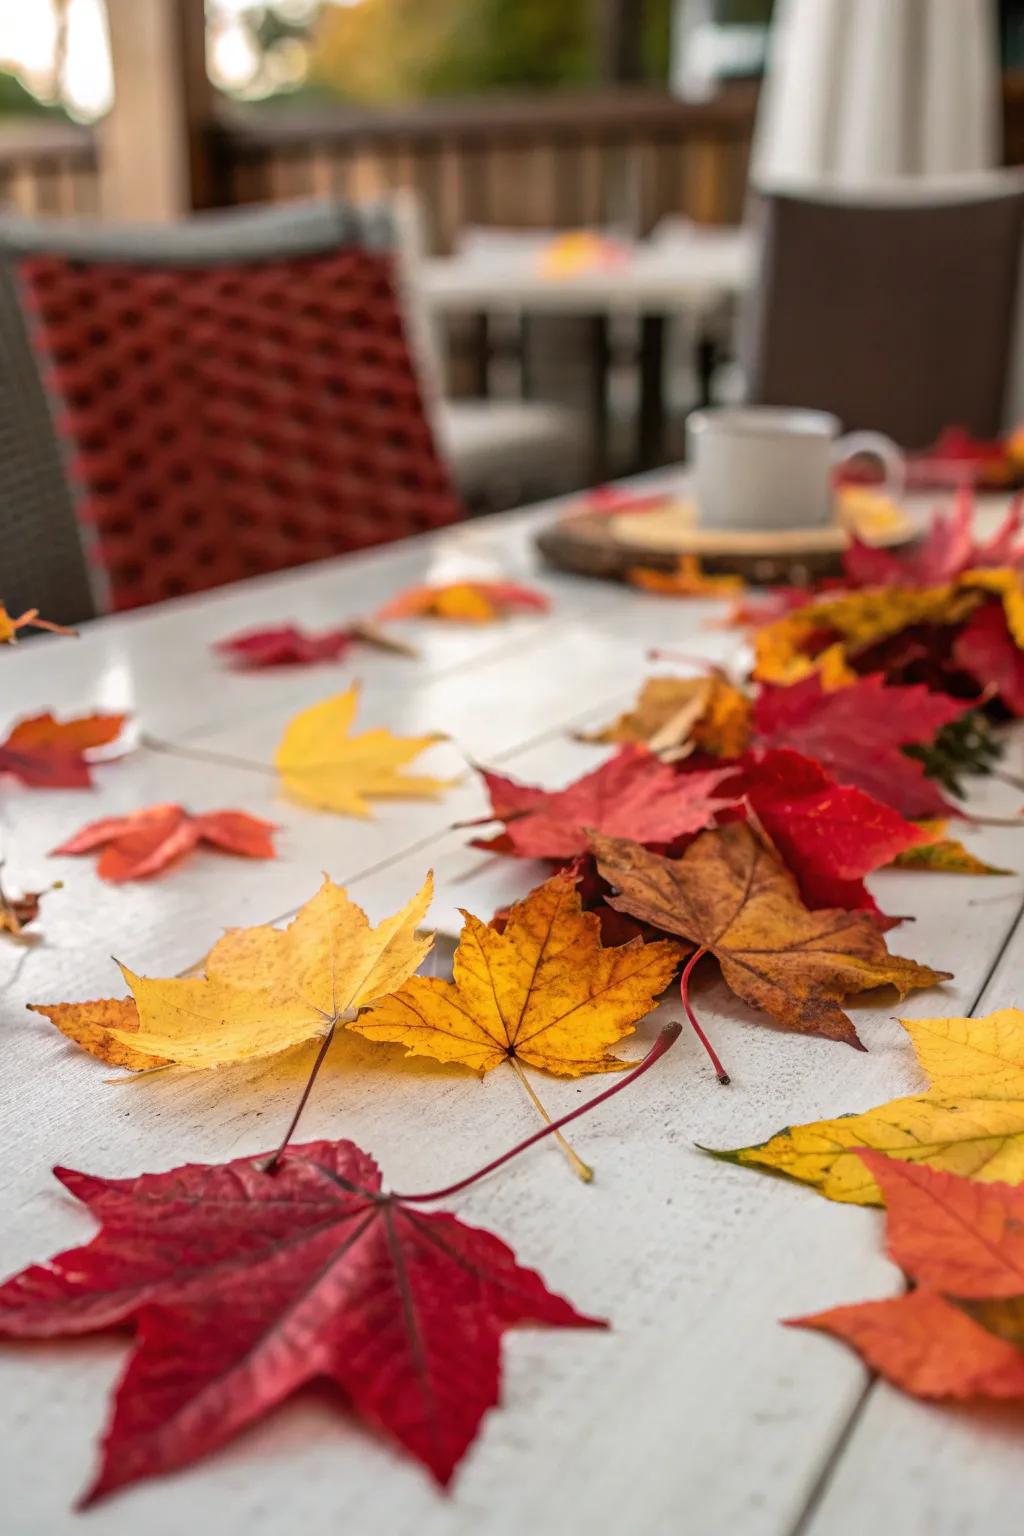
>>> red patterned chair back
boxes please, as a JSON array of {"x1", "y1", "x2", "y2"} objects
[{"x1": 5, "y1": 202, "x2": 461, "y2": 611}]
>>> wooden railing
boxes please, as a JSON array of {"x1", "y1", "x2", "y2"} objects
[
  {"x1": 0, "y1": 119, "x2": 99, "y2": 216},
  {"x1": 213, "y1": 86, "x2": 759, "y2": 251}
]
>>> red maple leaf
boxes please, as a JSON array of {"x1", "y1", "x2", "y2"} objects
[
  {"x1": 843, "y1": 494, "x2": 1024, "y2": 588},
  {"x1": 0, "y1": 1140, "x2": 600, "y2": 1504},
  {"x1": 215, "y1": 624, "x2": 358, "y2": 668},
  {"x1": 52, "y1": 803, "x2": 278, "y2": 881},
  {"x1": 470, "y1": 744, "x2": 737, "y2": 859},
  {"x1": 953, "y1": 600, "x2": 1024, "y2": 715},
  {"x1": 722, "y1": 748, "x2": 926, "y2": 918},
  {"x1": 0, "y1": 712, "x2": 128, "y2": 789},
  {"x1": 752, "y1": 673, "x2": 966, "y2": 819}
]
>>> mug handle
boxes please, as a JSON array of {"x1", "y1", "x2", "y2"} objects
[{"x1": 832, "y1": 431, "x2": 905, "y2": 500}]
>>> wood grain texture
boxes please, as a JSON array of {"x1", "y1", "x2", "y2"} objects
[{"x1": 1, "y1": 492, "x2": 1021, "y2": 1535}]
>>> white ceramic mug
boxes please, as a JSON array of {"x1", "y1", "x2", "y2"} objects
[{"x1": 686, "y1": 407, "x2": 904, "y2": 532}]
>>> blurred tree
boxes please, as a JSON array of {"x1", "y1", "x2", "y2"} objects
[{"x1": 306, "y1": 0, "x2": 675, "y2": 101}]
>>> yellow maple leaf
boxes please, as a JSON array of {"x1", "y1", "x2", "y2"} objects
[
  {"x1": 578, "y1": 674, "x2": 751, "y2": 759},
  {"x1": 44, "y1": 875, "x2": 435, "y2": 1072},
  {"x1": 627, "y1": 555, "x2": 745, "y2": 598},
  {"x1": 753, "y1": 585, "x2": 980, "y2": 683},
  {"x1": 350, "y1": 870, "x2": 682, "y2": 1078},
  {"x1": 275, "y1": 686, "x2": 452, "y2": 816},
  {"x1": 891, "y1": 820, "x2": 1010, "y2": 876},
  {"x1": 713, "y1": 1009, "x2": 1024, "y2": 1204}
]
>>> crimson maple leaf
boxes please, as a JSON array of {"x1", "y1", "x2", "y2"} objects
[
  {"x1": 722, "y1": 748, "x2": 926, "y2": 918},
  {"x1": 215, "y1": 624, "x2": 357, "y2": 668},
  {"x1": 52, "y1": 803, "x2": 278, "y2": 881},
  {"x1": 752, "y1": 674, "x2": 966, "y2": 819},
  {"x1": 953, "y1": 600, "x2": 1024, "y2": 715},
  {"x1": 470, "y1": 744, "x2": 737, "y2": 859},
  {"x1": 0, "y1": 1140, "x2": 600, "y2": 1504},
  {"x1": 843, "y1": 495, "x2": 1024, "y2": 588},
  {"x1": 0, "y1": 712, "x2": 127, "y2": 789}
]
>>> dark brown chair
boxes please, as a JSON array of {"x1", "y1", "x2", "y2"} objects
[{"x1": 744, "y1": 175, "x2": 1024, "y2": 449}]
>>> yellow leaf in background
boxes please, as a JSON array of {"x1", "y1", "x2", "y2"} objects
[
  {"x1": 98, "y1": 875, "x2": 434, "y2": 1071},
  {"x1": 351, "y1": 870, "x2": 682, "y2": 1077},
  {"x1": 713, "y1": 1010, "x2": 1024, "y2": 1204},
  {"x1": 627, "y1": 554, "x2": 745, "y2": 598},
  {"x1": 891, "y1": 820, "x2": 1011, "y2": 876},
  {"x1": 578, "y1": 674, "x2": 751, "y2": 759},
  {"x1": 274, "y1": 686, "x2": 452, "y2": 816},
  {"x1": 752, "y1": 585, "x2": 981, "y2": 683},
  {"x1": 0, "y1": 605, "x2": 15, "y2": 644},
  {"x1": 29, "y1": 997, "x2": 165, "y2": 1071}
]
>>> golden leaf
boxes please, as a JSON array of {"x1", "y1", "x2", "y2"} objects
[
  {"x1": 34, "y1": 875, "x2": 434, "y2": 1072},
  {"x1": 578, "y1": 675, "x2": 751, "y2": 759},
  {"x1": 275, "y1": 686, "x2": 452, "y2": 816},
  {"x1": 892, "y1": 820, "x2": 1010, "y2": 875},
  {"x1": 29, "y1": 998, "x2": 165, "y2": 1071},
  {"x1": 626, "y1": 555, "x2": 745, "y2": 598},
  {"x1": 714, "y1": 1009, "x2": 1024, "y2": 1203},
  {"x1": 350, "y1": 870, "x2": 682, "y2": 1077}
]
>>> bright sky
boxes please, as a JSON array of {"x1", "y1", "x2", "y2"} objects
[{"x1": 0, "y1": 0, "x2": 359, "y2": 120}]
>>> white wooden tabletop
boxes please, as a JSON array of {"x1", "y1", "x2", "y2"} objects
[
  {"x1": 421, "y1": 228, "x2": 755, "y2": 317},
  {"x1": 2, "y1": 489, "x2": 1022, "y2": 1536}
]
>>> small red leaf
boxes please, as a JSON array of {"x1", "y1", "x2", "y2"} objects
[
  {"x1": 52, "y1": 804, "x2": 277, "y2": 881},
  {"x1": 215, "y1": 625, "x2": 356, "y2": 669},
  {"x1": 0, "y1": 712, "x2": 128, "y2": 789}
]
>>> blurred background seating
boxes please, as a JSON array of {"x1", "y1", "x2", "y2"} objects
[{"x1": 2, "y1": 0, "x2": 1024, "y2": 609}]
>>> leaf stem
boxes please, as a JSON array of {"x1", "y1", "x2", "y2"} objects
[
  {"x1": 680, "y1": 947, "x2": 730, "y2": 1084},
  {"x1": 141, "y1": 732, "x2": 278, "y2": 776},
  {"x1": 991, "y1": 767, "x2": 1024, "y2": 793},
  {"x1": 393, "y1": 1022, "x2": 681, "y2": 1203},
  {"x1": 265, "y1": 1021, "x2": 337, "y2": 1173},
  {"x1": 508, "y1": 1056, "x2": 594, "y2": 1183}
]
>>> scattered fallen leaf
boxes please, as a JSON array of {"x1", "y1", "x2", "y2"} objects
[
  {"x1": 753, "y1": 673, "x2": 967, "y2": 819},
  {"x1": 753, "y1": 585, "x2": 980, "y2": 684},
  {"x1": 0, "y1": 1138, "x2": 600, "y2": 1503},
  {"x1": 215, "y1": 620, "x2": 414, "y2": 669},
  {"x1": 578, "y1": 675, "x2": 751, "y2": 759},
  {"x1": 715, "y1": 1008, "x2": 1024, "y2": 1202},
  {"x1": 375, "y1": 580, "x2": 549, "y2": 624},
  {"x1": 0, "y1": 604, "x2": 75, "y2": 644},
  {"x1": 0, "y1": 872, "x2": 59, "y2": 937},
  {"x1": 592, "y1": 822, "x2": 949, "y2": 1048},
  {"x1": 0, "y1": 712, "x2": 128, "y2": 789},
  {"x1": 470, "y1": 745, "x2": 737, "y2": 860},
  {"x1": 891, "y1": 819, "x2": 1010, "y2": 876},
  {"x1": 34, "y1": 874, "x2": 433, "y2": 1071},
  {"x1": 789, "y1": 1151, "x2": 1024, "y2": 1402},
  {"x1": 52, "y1": 804, "x2": 278, "y2": 882},
  {"x1": 275, "y1": 686, "x2": 452, "y2": 816},
  {"x1": 725, "y1": 748, "x2": 927, "y2": 915},
  {"x1": 352, "y1": 870, "x2": 681, "y2": 1076},
  {"x1": 626, "y1": 556, "x2": 745, "y2": 598}
]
